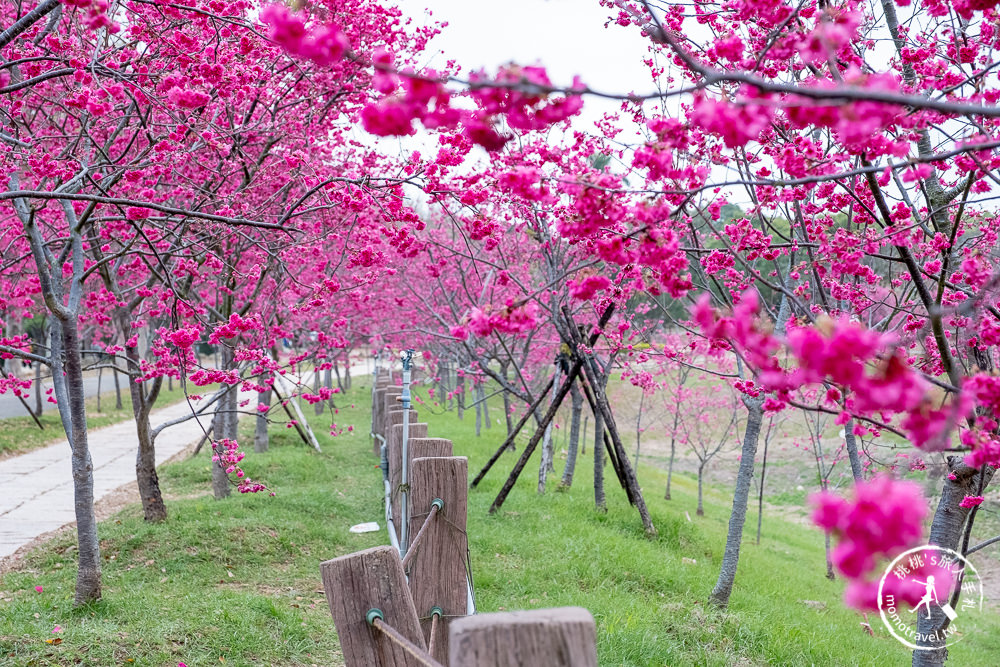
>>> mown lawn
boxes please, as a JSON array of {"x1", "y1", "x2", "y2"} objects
[{"x1": 1, "y1": 379, "x2": 998, "y2": 666}]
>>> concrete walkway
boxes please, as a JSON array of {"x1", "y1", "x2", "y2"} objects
[
  {"x1": 0, "y1": 398, "x2": 213, "y2": 560},
  {"x1": 0, "y1": 361, "x2": 376, "y2": 561}
]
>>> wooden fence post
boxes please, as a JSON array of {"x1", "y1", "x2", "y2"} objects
[
  {"x1": 382, "y1": 388, "x2": 402, "y2": 431},
  {"x1": 408, "y1": 438, "x2": 453, "y2": 461},
  {"x1": 389, "y1": 421, "x2": 429, "y2": 539},
  {"x1": 372, "y1": 387, "x2": 388, "y2": 454},
  {"x1": 448, "y1": 607, "x2": 597, "y2": 667},
  {"x1": 320, "y1": 545, "x2": 427, "y2": 667},
  {"x1": 388, "y1": 408, "x2": 419, "y2": 429},
  {"x1": 405, "y1": 456, "x2": 468, "y2": 664}
]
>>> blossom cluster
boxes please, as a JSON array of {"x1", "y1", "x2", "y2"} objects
[
  {"x1": 361, "y1": 62, "x2": 583, "y2": 151},
  {"x1": 261, "y1": 5, "x2": 350, "y2": 66},
  {"x1": 212, "y1": 438, "x2": 271, "y2": 494},
  {"x1": 811, "y1": 477, "x2": 945, "y2": 609}
]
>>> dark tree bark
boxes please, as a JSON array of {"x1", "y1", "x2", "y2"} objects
[
  {"x1": 911, "y1": 459, "x2": 995, "y2": 667},
  {"x1": 212, "y1": 345, "x2": 236, "y2": 499},
  {"x1": 634, "y1": 392, "x2": 644, "y2": 470},
  {"x1": 17, "y1": 190, "x2": 102, "y2": 605},
  {"x1": 559, "y1": 379, "x2": 583, "y2": 489},
  {"x1": 333, "y1": 362, "x2": 343, "y2": 392},
  {"x1": 709, "y1": 394, "x2": 765, "y2": 608},
  {"x1": 314, "y1": 364, "x2": 324, "y2": 416},
  {"x1": 696, "y1": 461, "x2": 705, "y2": 516},
  {"x1": 538, "y1": 368, "x2": 559, "y2": 493},
  {"x1": 113, "y1": 355, "x2": 123, "y2": 410},
  {"x1": 593, "y1": 405, "x2": 606, "y2": 512},
  {"x1": 108, "y1": 297, "x2": 167, "y2": 523},
  {"x1": 756, "y1": 427, "x2": 768, "y2": 545},
  {"x1": 844, "y1": 418, "x2": 863, "y2": 481},
  {"x1": 824, "y1": 533, "x2": 835, "y2": 580},
  {"x1": 131, "y1": 370, "x2": 167, "y2": 522},
  {"x1": 480, "y1": 382, "x2": 490, "y2": 429},
  {"x1": 502, "y1": 362, "x2": 514, "y2": 439},
  {"x1": 56, "y1": 318, "x2": 102, "y2": 604},
  {"x1": 475, "y1": 382, "x2": 483, "y2": 437},
  {"x1": 34, "y1": 349, "x2": 44, "y2": 417},
  {"x1": 570, "y1": 326, "x2": 656, "y2": 536},
  {"x1": 470, "y1": 375, "x2": 555, "y2": 489},
  {"x1": 255, "y1": 386, "x2": 272, "y2": 453}
]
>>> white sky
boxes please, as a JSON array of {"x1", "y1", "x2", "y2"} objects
[
  {"x1": 394, "y1": 0, "x2": 654, "y2": 119},
  {"x1": 364, "y1": 0, "x2": 658, "y2": 161}
]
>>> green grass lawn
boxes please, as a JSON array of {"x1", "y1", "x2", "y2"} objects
[
  {"x1": 0, "y1": 382, "x2": 189, "y2": 458},
  {"x1": 1, "y1": 380, "x2": 998, "y2": 666}
]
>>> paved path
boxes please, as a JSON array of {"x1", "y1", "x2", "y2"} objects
[
  {"x1": 0, "y1": 398, "x2": 213, "y2": 560},
  {"x1": 0, "y1": 361, "x2": 376, "y2": 561},
  {"x1": 0, "y1": 374, "x2": 104, "y2": 420}
]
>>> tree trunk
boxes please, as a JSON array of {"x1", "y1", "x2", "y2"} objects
[
  {"x1": 634, "y1": 392, "x2": 644, "y2": 470},
  {"x1": 593, "y1": 407, "x2": 606, "y2": 512},
  {"x1": 34, "y1": 352, "x2": 44, "y2": 417},
  {"x1": 911, "y1": 459, "x2": 995, "y2": 667},
  {"x1": 844, "y1": 418, "x2": 863, "y2": 481},
  {"x1": 665, "y1": 392, "x2": 683, "y2": 501},
  {"x1": 96, "y1": 365, "x2": 102, "y2": 413},
  {"x1": 756, "y1": 429, "x2": 769, "y2": 545},
  {"x1": 560, "y1": 379, "x2": 583, "y2": 488},
  {"x1": 58, "y1": 319, "x2": 102, "y2": 604},
  {"x1": 502, "y1": 364, "x2": 514, "y2": 439},
  {"x1": 480, "y1": 382, "x2": 490, "y2": 429},
  {"x1": 824, "y1": 533, "x2": 835, "y2": 580},
  {"x1": 456, "y1": 371, "x2": 465, "y2": 420},
  {"x1": 113, "y1": 357, "x2": 122, "y2": 410},
  {"x1": 324, "y1": 367, "x2": 334, "y2": 408},
  {"x1": 255, "y1": 387, "x2": 271, "y2": 453},
  {"x1": 333, "y1": 362, "x2": 343, "y2": 392},
  {"x1": 665, "y1": 437, "x2": 676, "y2": 500},
  {"x1": 131, "y1": 371, "x2": 167, "y2": 522},
  {"x1": 475, "y1": 383, "x2": 483, "y2": 437},
  {"x1": 344, "y1": 361, "x2": 351, "y2": 390},
  {"x1": 538, "y1": 370, "x2": 559, "y2": 494},
  {"x1": 709, "y1": 395, "x2": 764, "y2": 608},
  {"x1": 212, "y1": 346, "x2": 236, "y2": 499},
  {"x1": 697, "y1": 463, "x2": 705, "y2": 516},
  {"x1": 314, "y1": 364, "x2": 324, "y2": 416}
]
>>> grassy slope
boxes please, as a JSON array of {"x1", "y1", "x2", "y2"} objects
[
  {"x1": 1, "y1": 380, "x2": 997, "y2": 666},
  {"x1": 441, "y1": 392, "x2": 1000, "y2": 667}
]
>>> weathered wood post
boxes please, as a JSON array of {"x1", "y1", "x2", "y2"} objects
[
  {"x1": 381, "y1": 387, "x2": 402, "y2": 434},
  {"x1": 404, "y1": 455, "x2": 468, "y2": 663},
  {"x1": 372, "y1": 386, "x2": 389, "y2": 455},
  {"x1": 448, "y1": 607, "x2": 597, "y2": 667},
  {"x1": 408, "y1": 438, "x2": 453, "y2": 461},
  {"x1": 320, "y1": 545, "x2": 430, "y2": 667},
  {"x1": 389, "y1": 421, "x2": 428, "y2": 540}
]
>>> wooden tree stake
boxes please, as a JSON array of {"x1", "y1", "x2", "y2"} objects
[
  {"x1": 407, "y1": 456, "x2": 469, "y2": 664},
  {"x1": 448, "y1": 607, "x2": 597, "y2": 667},
  {"x1": 389, "y1": 421, "x2": 429, "y2": 539},
  {"x1": 320, "y1": 545, "x2": 427, "y2": 667}
]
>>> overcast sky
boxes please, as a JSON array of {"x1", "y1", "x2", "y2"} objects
[
  {"x1": 362, "y1": 0, "x2": 659, "y2": 160},
  {"x1": 394, "y1": 0, "x2": 653, "y2": 103}
]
